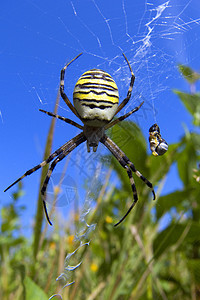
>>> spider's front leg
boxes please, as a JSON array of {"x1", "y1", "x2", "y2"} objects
[
  {"x1": 114, "y1": 53, "x2": 135, "y2": 115},
  {"x1": 60, "y1": 53, "x2": 83, "y2": 117}
]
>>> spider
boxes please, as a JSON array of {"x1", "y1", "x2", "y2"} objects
[{"x1": 4, "y1": 53, "x2": 155, "y2": 227}]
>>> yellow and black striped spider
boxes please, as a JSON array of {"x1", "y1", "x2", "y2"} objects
[{"x1": 4, "y1": 53, "x2": 155, "y2": 226}]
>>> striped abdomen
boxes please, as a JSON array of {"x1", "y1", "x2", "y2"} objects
[{"x1": 73, "y1": 69, "x2": 119, "y2": 127}]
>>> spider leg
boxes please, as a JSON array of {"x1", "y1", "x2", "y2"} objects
[
  {"x1": 60, "y1": 53, "x2": 83, "y2": 118},
  {"x1": 40, "y1": 133, "x2": 86, "y2": 225},
  {"x1": 114, "y1": 53, "x2": 135, "y2": 116},
  {"x1": 4, "y1": 132, "x2": 85, "y2": 192},
  {"x1": 39, "y1": 109, "x2": 83, "y2": 129},
  {"x1": 105, "y1": 101, "x2": 144, "y2": 130},
  {"x1": 115, "y1": 164, "x2": 139, "y2": 226},
  {"x1": 101, "y1": 134, "x2": 155, "y2": 226},
  {"x1": 123, "y1": 156, "x2": 156, "y2": 200}
]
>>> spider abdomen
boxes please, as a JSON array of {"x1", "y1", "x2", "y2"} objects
[{"x1": 73, "y1": 69, "x2": 119, "y2": 127}]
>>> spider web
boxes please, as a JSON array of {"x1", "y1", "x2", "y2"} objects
[{"x1": 1, "y1": 0, "x2": 200, "y2": 297}]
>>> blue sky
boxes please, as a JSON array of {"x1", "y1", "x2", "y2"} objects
[{"x1": 1, "y1": 0, "x2": 200, "y2": 229}]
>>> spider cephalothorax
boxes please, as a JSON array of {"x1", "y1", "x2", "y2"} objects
[{"x1": 4, "y1": 53, "x2": 155, "y2": 226}]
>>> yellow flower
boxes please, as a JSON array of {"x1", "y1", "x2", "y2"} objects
[
  {"x1": 74, "y1": 213, "x2": 80, "y2": 222},
  {"x1": 49, "y1": 242, "x2": 56, "y2": 250},
  {"x1": 105, "y1": 215, "x2": 113, "y2": 224},
  {"x1": 54, "y1": 185, "x2": 61, "y2": 195},
  {"x1": 90, "y1": 263, "x2": 98, "y2": 272},
  {"x1": 67, "y1": 235, "x2": 74, "y2": 245}
]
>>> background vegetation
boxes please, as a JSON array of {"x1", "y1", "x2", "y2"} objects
[{"x1": 1, "y1": 65, "x2": 200, "y2": 300}]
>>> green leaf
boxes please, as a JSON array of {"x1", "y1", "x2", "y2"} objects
[
  {"x1": 177, "y1": 132, "x2": 199, "y2": 186},
  {"x1": 187, "y1": 259, "x2": 200, "y2": 284},
  {"x1": 91, "y1": 242, "x2": 106, "y2": 259},
  {"x1": 107, "y1": 121, "x2": 148, "y2": 192},
  {"x1": 149, "y1": 143, "x2": 178, "y2": 184},
  {"x1": 156, "y1": 189, "x2": 192, "y2": 220},
  {"x1": 153, "y1": 223, "x2": 200, "y2": 259},
  {"x1": 24, "y1": 277, "x2": 48, "y2": 300},
  {"x1": 173, "y1": 91, "x2": 200, "y2": 126},
  {"x1": 193, "y1": 104, "x2": 200, "y2": 126},
  {"x1": 178, "y1": 64, "x2": 200, "y2": 84},
  {"x1": 108, "y1": 121, "x2": 147, "y2": 161},
  {"x1": 153, "y1": 223, "x2": 185, "y2": 259}
]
